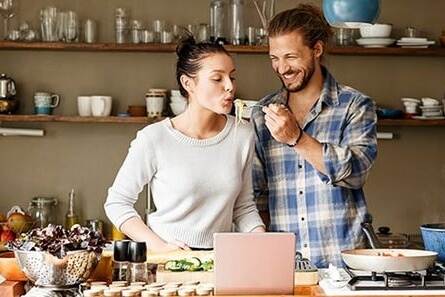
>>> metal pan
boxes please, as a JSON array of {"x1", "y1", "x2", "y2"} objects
[
  {"x1": 340, "y1": 219, "x2": 438, "y2": 272},
  {"x1": 341, "y1": 248, "x2": 437, "y2": 272}
]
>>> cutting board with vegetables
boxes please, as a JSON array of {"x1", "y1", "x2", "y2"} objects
[{"x1": 156, "y1": 257, "x2": 214, "y2": 283}]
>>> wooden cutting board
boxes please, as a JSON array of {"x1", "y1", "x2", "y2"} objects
[
  {"x1": 155, "y1": 264, "x2": 214, "y2": 283},
  {"x1": 0, "y1": 281, "x2": 26, "y2": 297},
  {"x1": 0, "y1": 252, "x2": 27, "y2": 281}
]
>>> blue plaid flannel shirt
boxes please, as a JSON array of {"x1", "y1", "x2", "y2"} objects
[{"x1": 251, "y1": 67, "x2": 377, "y2": 268}]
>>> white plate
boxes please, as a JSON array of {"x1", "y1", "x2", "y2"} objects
[
  {"x1": 412, "y1": 115, "x2": 445, "y2": 120},
  {"x1": 356, "y1": 38, "x2": 396, "y2": 48}
]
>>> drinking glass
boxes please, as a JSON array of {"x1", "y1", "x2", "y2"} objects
[
  {"x1": 0, "y1": 0, "x2": 16, "y2": 40},
  {"x1": 64, "y1": 11, "x2": 78, "y2": 42}
]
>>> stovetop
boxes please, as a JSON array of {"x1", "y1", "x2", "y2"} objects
[
  {"x1": 345, "y1": 263, "x2": 445, "y2": 291},
  {"x1": 318, "y1": 263, "x2": 445, "y2": 296}
]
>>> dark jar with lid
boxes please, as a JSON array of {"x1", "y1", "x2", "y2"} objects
[
  {"x1": 127, "y1": 241, "x2": 152, "y2": 283},
  {"x1": 112, "y1": 240, "x2": 131, "y2": 282}
]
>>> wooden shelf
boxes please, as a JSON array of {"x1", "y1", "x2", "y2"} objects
[
  {"x1": 327, "y1": 46, "x2": 445, "y2": 56},
  {"x1": 0, "y1": 114, "x2": 163, "y2": 124},
  {"x1": 378, "y1": 118, "x2": 445, "y2": 126},
  {"x1": 1, "y1": 115, "x2": 445, "y2": 126},
  {"x1": 1, "y1": 41, "x2": 444, "y2": 56},
  {"x1": 0, "y1": 41, "x2": 269, "y2": 54}
]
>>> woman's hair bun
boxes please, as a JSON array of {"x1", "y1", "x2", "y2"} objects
[{"x1": 176, "y1": 31, "x2": 196, "y2": 56}]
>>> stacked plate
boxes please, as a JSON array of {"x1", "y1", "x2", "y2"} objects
[
  {"x1": 412, "y1": 98, "x2": 444, "y2": 120},
  {"x1": 356, "y1": 38, "x2": 396, "y2": 48},
  {"x1": 396, "y1": 37, "x2": 436, "y2": 48}
]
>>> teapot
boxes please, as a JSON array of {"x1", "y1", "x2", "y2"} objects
[
  {"x1": 0, "y1": 73, "x2": 16, "y2": 99},
  {"x1": 0, "y1": 74, "x2": 18, "y2": 114}
]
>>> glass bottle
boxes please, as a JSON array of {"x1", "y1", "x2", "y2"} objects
[
  {"x1": 210, "y1": 0, "x2": 226, "y2": 44},
  {"x1": 65, "y1": 189, "x2": 79, "y2": 229},
  {"x1": 229, "y1": 0, "x2": 245, "y2": 45}
]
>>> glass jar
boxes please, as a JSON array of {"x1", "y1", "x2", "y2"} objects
[
  {"x1": 210, "y1": 0, "x2": 226, "y2": 43},
  {"x1": 28, "y1": 197, "x2": 58, "y2": 228}
]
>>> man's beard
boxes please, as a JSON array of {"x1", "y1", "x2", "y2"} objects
[{"x1": 280, "y1": 60, "x2": 315, "y2": 93}]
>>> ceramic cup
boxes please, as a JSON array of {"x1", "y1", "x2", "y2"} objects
[
  {"x1": 145, "y1": 96, "x2": 165, "y2": 117},
  {"x1": 34, "y1": 92, "x2": 60, "y2": 115},
  {"x1": 77, "y1": 96, "x2": 92, "y2": 116},
  {"x1": 91, "y1": 96, "x2": 112, "y2": 117}
]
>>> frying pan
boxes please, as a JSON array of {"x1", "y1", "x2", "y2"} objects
[{"x1": 341, "y1": 221, "x2": 437, "y2": 272}]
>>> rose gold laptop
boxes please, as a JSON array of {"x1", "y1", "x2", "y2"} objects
[{"x1": 214, "y1": 232, "x2": 295, "y2": 295}]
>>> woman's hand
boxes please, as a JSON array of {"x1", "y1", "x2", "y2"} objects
[{"x1": 148, "y1": 239, "x2": 191, "y2": 254}]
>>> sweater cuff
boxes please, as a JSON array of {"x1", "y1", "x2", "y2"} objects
[{"x1": 236, "y1": 212, "x2": 265, "y2": 232}]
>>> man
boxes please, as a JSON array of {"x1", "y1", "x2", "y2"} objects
[{"x1": 251, "y1": 4, "x2": 377, "y2": 268}]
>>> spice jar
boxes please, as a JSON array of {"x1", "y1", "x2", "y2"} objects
[
  {"x1": 127, "y1": 241, "x2": 151, "y2": 283},
  {"x1": 112, "y1": 240, "x2": 131, "y2": 282}
]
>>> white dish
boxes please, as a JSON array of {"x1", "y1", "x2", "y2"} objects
[
  {"x1": 412, "y1": 115, "x2": 445, "y2": 120},
  {"x1": 401, "y1": 98, "x2": 421, "y2": 104},
  {"x1": 360, "y1": 24, "x2": 392, "y2": 38},
  {"x1": 356, "y1": 38, "x2": 395, "y2": 48},
  {"x1": 419, "y1": 105, "x2": 443, "y2": 110},
  {"x1": 396, "y1": 41, "x2": 435, "y2": 46}
]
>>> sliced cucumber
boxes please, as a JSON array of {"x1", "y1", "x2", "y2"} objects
[{"x1": 188, "y1": 257, "x2": 202, "y2": 267}]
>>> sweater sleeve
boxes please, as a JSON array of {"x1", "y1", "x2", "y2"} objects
[
  {"x1": 233, "y1": 132, "x2": 266, "y2": 232},
  {"x1": 104, "y1": 130, "x2": 156, "y2": 230}
]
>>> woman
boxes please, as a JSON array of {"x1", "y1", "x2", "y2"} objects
[{"x1": 104, "y1": 35, "x2": 265, "y2": 253}]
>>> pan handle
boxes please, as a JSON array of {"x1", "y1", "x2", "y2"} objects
[{"x1": 361, "y1": 213, "x2": 383, "y2": 249}]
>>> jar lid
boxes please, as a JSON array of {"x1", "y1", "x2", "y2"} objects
[
  {"x1": 129, "y1": 241, "x2": 147, "y2": 263},
  {"x1": 113, "y1": 240, "x2": 131, "y2": 262},
  {"x1": 30, "y1": 197, "x2": 57, "y2": 205}
]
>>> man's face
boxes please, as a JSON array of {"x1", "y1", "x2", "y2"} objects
[{"x1": 269, "y1": 32, "x2": 318, "y2": 93}]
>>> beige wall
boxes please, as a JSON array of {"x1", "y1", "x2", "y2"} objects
[{"x1": 1, "y1": 0, "x2": 444, "y2": 236}]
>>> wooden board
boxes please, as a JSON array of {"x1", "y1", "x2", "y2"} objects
[
  {"x1": 0, "y1": 281, "x2": 26, "y2": 297},
  {"x1": 156, "y1": 264, "x2": 214, "y2": 284},
  {"x1": 0, "y1": 252, "x2": 27, "y2": 281}
]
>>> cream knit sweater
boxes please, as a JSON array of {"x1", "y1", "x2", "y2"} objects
[{"x1": 104, "y1": 115, "x2": 264, "y2": 248}]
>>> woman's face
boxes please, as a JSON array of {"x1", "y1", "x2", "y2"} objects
[{"x1": 186, "y1": 53, "x2": 236, "y2": 115}]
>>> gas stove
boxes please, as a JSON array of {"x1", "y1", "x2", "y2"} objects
[
  {"x1": 319, "y1": 263, "x2": 445, "y2": 296},
  {"x1": 345, "y1": 263, "x2": 445, "y2": 290}
]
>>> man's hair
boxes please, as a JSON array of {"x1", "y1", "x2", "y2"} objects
[{"x1": 268, "y1": 4, "x2": 332, "y2": 49}]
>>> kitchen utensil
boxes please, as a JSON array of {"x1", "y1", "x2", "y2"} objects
[
  {"x1": 420, "y1": 223, "x2": 445, "y2": 263},
  {"x1": 77, "y1": 96, "x2": 92, "y2": 116},
  {"x1": 84, "y1": 19, "x2": 97, "y2": 43},
  {"x1": 359, "y1": 23, "x2": 392, "y2": 38},
  {"x1": 91, "y1": 96, "x2": 112, "y2": 117},
  {"x1": 294, "y1": 251, "x2": 318, "y2": 285},
  {"x1": 0, "y1": 73, "x2": 16, "y2": 99},
  {"x1": 229, "y1": 0, "x2": 245, "y2": 45},
  {"x1": 0, "y1": 0, "x2": 16, "y2": 40},
  {"x1": 34, "y1": 92, "x2": 60, "y2": 115},
  {"x1": 341, "y1": 220, "x2": 437, "y2": 272},
  {"x1": 14, "y1": 249, "x2": 100, "y2": 287}
]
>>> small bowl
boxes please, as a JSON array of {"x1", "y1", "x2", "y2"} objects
[
  {"x1": 127, "y1": 105, "x2": 147, "y2": 117},
  {"x1": 360, "y1": 23, "x2": 392, "y2": 38}
]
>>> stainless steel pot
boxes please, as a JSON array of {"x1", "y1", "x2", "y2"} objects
[
  {"x1": 0, "y1": 74, "x2": 16, "y2": 99},
  {"x1": 341, "y1": 219, "x2": 437, "y2": 272}
]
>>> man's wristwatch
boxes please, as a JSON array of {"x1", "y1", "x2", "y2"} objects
[{"x1": 287, "y1": 126, "x2": 303, "y2": 147}]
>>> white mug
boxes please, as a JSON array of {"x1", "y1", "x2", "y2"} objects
[
  {"x1": 77, "y1": 96, "x2": 92, "y2": 116},
  {"x1": 91, "y1": 96, "x2": 112, "y2": 116}
]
